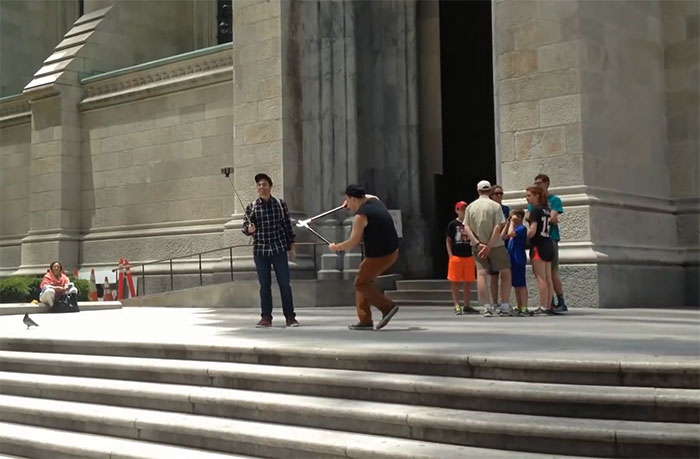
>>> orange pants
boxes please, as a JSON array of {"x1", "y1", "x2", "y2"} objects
[{"x1": 354, "y1": 250, "x2": 399, "y2": 325}]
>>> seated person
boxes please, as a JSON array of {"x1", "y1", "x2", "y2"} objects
[{"x1": 39, "y1": 261, "x2": 77, "y2": 307}]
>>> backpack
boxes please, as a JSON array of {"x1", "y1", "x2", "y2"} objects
[{"x1": 51, "y1": 294, "x2": 80, "y2": 313}]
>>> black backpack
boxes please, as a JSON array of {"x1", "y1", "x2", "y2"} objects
[{"x1": 51, "y1": 294, "x2": 80, "y2": 313}]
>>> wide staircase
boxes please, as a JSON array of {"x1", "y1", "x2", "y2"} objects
[
  {"x1": 386, "y1": 279, "x2": 478, "y2": 306},
  {"x1": 0, "y1": 336, "x2": 698, "y2": 458}
]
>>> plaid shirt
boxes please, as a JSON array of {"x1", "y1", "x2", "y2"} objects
[{"x1": 242, "y1": 196, "x2": 296, "y2": 256}]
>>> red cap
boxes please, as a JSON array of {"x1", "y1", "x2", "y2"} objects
[{"x1": 454, "y1": 201, "x2": 468, "y2": 210}]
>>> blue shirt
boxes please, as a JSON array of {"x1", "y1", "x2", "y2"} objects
[
  {"x1": 527, "y1": 194, "x2": 563, "y2": 241},
  {"x1": 507, "y1": 224, "x2": 527, "y2": 266},
  {"x1": 501, "y1": 204, "x2": 511, "y2": 221}
]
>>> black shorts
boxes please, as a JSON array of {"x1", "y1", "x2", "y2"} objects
[{"x1": 529, "y1": 239, "x2": 554, "y2": 262}]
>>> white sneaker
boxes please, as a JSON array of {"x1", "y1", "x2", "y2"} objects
[
  {"x1": 498, "y1": 303, "x2": 512, "y2": 316},
  {"x1": 483, "y1": 304, "x2": 495, "y2": 317}
]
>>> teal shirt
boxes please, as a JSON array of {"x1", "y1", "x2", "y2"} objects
[{"x1": 527, "y1": 194, "x2": 563, "y2": 241}]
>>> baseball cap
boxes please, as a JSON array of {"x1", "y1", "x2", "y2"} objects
[
  {"x1": 477, "y1": 180, "x2": 492, "y2": 191},
  {"x1": 344, "y1": 184, "x2": 366, "y2": 198},
  {"x1": 454, "y1": 201, "x2": 468, "y2": 210},
  {"x1": 254, "y1": 173, "x2": 273, "y2": 186}
]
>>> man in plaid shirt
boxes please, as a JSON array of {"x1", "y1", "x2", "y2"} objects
[{"x1": 242, "y1": 173, "x2": 299, "y2": 328}]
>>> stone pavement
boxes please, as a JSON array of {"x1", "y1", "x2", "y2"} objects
[{"x1": 3, "y1": 306, "x2": 699, "y2": 364}]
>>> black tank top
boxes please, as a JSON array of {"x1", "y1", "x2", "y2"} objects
[
  {"x1": 527, "y1": 205, "x2": 551, "y2": 247},
  {"x1": 356, "y1": 199, "x2": 399, "y2": 257}
]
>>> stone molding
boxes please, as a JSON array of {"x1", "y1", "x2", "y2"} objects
[
  {"x1": 502, "y1": 185, "x2": 698, "y2": 266},
  {"x1": 80, "y1": 46, "x2": 233, "y2": 111},
  {"x1": 560, "y1": 241, "x2": 696, "y2": 266},
  {"x1": 504, "y1": 185, "x2": 698, "y2": 215},
  {"x1": 81, "y1": 218, "x2": 230, "y2": 241},
  {"x1": 0, "y1": 94, "x2": 31, "y2": 126}
]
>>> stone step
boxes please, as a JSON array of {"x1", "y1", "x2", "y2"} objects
[
  {"x1": 385, "y1": 289, "x2": 479, "y2": 300},
  {"x1": 0, "y1": 396, "x2": 580, "y2": 459},
  {"x1": 0, "y1": 301, "x2": 122, "y2": 316},
  {"x1": 396, "y1": 279, "x2": 460, "y2": 290},
  {"x1": 0, "y1": 372, "x2": 698, "y2": 457},
  {"x1": 2, "y1": 337, "x2": 698, "y2": 388},
  {"x1": 2, "y1": 355, "x2": 697, "y2": 423},
  {"x1": 0, "y1": 421, "x2": 251, "y2": 459},
  {"x1": 389, "y1": 299, "x2": 475, "y2": 306}
]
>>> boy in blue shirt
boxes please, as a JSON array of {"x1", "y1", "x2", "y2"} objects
[{"x1": 506, "y1": 209, "x2": 530, "y2": 316}]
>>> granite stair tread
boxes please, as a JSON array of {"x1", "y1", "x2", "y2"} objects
[
  {"x1": 0, "y1": 373, "x2": 697, "y2": 442},
  {"x1": 0, "y1": 395, "x2": 586, "y2": 459},
  {"x1": 1, "y1": 353, "x2": 698, "y2": 423},
  {"x1": 0, "y1": 421, "x2": 254, "y2": 459}
]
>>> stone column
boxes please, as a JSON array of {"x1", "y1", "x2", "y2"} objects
[
  {"x1": 14, "y1": 6, "x2": 116, "y2": 275},
  {"x1": 661, "y1": 0, "x2": 700, "y2": 305},
  {"x1": 17, "y1": 87, "x2": 83, "y2": 275},
  {"x1": 495, "y1": 0, "x2": 694, "y2": 307},
  {"x1": 294, "y1": 0, "x2": 361, "y2": 278},
  {"x1": 353, "y1": 0, "x2": 430, "y2": 277},
  {"x1": 228, "y1": 0, "x2": 316, "y2": 275}
]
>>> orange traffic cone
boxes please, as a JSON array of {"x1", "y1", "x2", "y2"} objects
[
  {"x1": 103, "y1": 277, "x2": 114, "y2": 301},
  {"x1": 88, "y1": 268, "x2": 98, "y2": 301}
]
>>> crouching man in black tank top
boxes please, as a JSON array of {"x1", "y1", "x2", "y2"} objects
[{"x1": 329, "y1": 185, "x2": 400, "y2": 330}]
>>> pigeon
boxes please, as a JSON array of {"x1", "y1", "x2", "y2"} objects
[{"x1": 23, "y1": 313, "x2": 38, "y2": 329}]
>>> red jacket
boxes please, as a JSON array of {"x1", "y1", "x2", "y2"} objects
[{"x1": 40, "y1": 270, "x2": 70, "y2": 290}]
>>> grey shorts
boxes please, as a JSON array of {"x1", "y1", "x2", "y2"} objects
[
  {"x1": 475, "y1": 245, "x2": 510, "y2": 273},
  {"x1": 552, "y1": 240, "x2": 560, "y2": 270}
]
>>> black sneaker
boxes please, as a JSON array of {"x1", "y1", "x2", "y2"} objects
[
  {"x1": 463, "y1": 306, "x2": 480, "y2": 315},
  {"x1": 553, "y1": 303, "x2": 568, "y2": 313},
  {"x1": 286, "y1": 318, "x2": 300, "y2": 327},
  {"x1": 348, "y1": 322, "x2": 374, "y2": 330},
  {"x1": 376, "y1": 305, "x2": 399, "y2": 330},
  {"x1": 533, "y1": 307, "x2": 555, "y2": 316}
]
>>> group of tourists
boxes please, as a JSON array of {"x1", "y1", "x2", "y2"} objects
[
  {"x1": 243, "y1": 171, "x2": 567, "y2": 330},
  {"x1": 447, "y1": 174, "x2": 566, "y2": 318},
  {"x1": 37, "y1": 172, "x2": 565, "y2": 330}
]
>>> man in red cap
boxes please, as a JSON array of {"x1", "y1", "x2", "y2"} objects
[{"x1": 446, "y1": 201, "x2": 479, "y2": 314}]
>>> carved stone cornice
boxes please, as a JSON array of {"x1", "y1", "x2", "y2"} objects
[
  {"x1": 0, "y1": 94, "x2": 31, "y2": 126},
  {"x1": 80, "y1": 44, "x2": 233, "y2": 111}
]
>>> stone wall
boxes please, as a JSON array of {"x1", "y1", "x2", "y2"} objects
[
  {"x1": 496, "y1": 0, "x2": 583, "y2": 191},
  {"x1": 0, "y1": 102, "x2": 31, "y2": 275},
  {"x1": 0, "y1": 0, "x2": 213, "y2": 98},
  {"x1": 0, "y1": 0, "x2": 79, "y2": 96},
  {"x1": 0, "y1": 41, "x2": 234, "y2": 278},
  {"x1": 80, "y1": 84, "x2": 234, "y2": 266}
]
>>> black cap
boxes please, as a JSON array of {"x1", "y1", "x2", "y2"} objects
[
  {"x1": 254, "y1": 173, "x2": 273, "y2": 186},
  {"x1": 344, "y1": 184, "x2": 365, "y2": 198}
]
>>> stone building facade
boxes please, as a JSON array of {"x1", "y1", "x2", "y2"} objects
[{"x1": 1, "y1": 0, "x2": 697, "y2": 307}]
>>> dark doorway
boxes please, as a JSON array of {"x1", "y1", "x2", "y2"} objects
[{"x1": 434, "y1": 0, "x2": 496, "y2": 276}]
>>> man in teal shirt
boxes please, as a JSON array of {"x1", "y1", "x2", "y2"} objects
[{"x1": 529, "y1": 174, "x2": 567, "y2": 311}]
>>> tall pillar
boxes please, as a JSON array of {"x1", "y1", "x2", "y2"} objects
[
  {"x1": 354, "y1": 0, "x2": 430, "y2": 277},
  {"x1": 17, "y1": 87, "x2": 83, "y2": 275},
  {"x1": 495, "y1": 0, "x2": 694, "y2": 307}
]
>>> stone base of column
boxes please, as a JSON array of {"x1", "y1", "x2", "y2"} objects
[
  {"x1": 16, "y1": 233, "x2": 81, "y2": 276},
  {"x1": 399, "y1": 216, "x2": 432, "y2": 278},
  {"x1": 525, "y1": 262, "x2": 692, "y2": 309}
]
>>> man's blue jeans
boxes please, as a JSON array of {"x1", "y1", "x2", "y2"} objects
[{"x1": 254, "y1": 251, "x2": 295, "y2": 320}]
